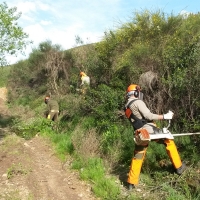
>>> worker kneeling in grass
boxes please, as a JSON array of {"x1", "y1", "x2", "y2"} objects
[{"x1": 44, "y1": 95, "x2": 59, "y2": 122}]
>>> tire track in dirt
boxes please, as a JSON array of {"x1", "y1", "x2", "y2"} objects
[{"x1": 23, "y1": 136, "x2": 96, "y2": 200}]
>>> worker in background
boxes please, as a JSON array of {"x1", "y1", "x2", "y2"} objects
[
  {"x1": 80, "y1": 72, "x2": 90, "y2": 94},
  {"x1": 124, "y1": 84, "x2": 186, "y2": 190},
  {"x1": 44, "y1": 96, "x2": 59, "y2": 122}
]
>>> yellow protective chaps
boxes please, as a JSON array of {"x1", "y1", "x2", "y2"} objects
[
  {"x1": 164, "y1": 139, "x2": 182, "y2": 169},
  {"x1": 127, "y1": 139, "x2": 182, "y2": 185},
  {"x1": 127, "y1": 145, "x2": 147, "y2": 185}
]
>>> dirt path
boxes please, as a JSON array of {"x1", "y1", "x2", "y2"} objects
[{"x1": 0, "y1": 87, "x2": 97, "y2": 200}]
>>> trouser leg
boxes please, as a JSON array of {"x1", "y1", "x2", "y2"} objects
[
  {"x1": 127, "y1": 145, "x2": 148, "y2": 185},
  {"x1": 52, "y1": 112, "x2": 59, "y2": 121},
  {"x1": 47, "y1": 112, "x2": 55, "y2": 121},
  {"x1": 164, "y1": 139, "x2": 182, "y2": 169}
]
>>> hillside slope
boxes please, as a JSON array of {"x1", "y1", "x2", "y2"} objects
[{"x1": 0, "y1": 87, "x2": 97, "y2": 200}]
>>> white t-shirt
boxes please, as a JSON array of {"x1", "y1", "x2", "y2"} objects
[{"x1": 81, "y1": 76, "x2": 90, "y2": 86}]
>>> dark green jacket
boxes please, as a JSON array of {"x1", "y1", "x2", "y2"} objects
[{"x1": 47, "y1": 99, "x2": 59, "y2": 112}]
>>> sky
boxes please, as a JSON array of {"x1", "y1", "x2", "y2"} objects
[{"x1": 1, "y1": 0, "x2": 200, "y2": 64}]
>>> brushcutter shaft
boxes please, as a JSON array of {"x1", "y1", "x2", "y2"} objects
[
  {"x1": 172, "y1": 132, "x2": 200, "y2": 137},
  {"x1": 149, "y1": 132, "x2": 200, "y2": 141}
]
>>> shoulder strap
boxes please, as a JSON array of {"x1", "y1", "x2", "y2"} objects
[
  {"x1": 125, "y1": 99, "x2": 148, "y2": 130},
  {"x1": 124, "y1": 99, "x2": 139, "y2": 121},
  {"x1": 126, "y1": 99, "x2": 139, "y2": 109},
  {"x1": 125, "y1": 99, "x2": 146, "y2": 121}
]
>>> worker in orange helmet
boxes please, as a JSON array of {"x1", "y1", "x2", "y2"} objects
[
  {"x1": 124, "y1": 84, "x2": 186, "y2": 190},
  {"x1": 44, "y1": 96, "x2": 59, "y2": 122},
  {"x1": 79, "y1": 72, "x2": 90, "y2": 94}
]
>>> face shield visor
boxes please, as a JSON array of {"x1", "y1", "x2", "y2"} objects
[{"x1": 138, "y1": 91, "x2": 144, "y2": 100}]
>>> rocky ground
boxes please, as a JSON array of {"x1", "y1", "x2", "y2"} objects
[{"x1": 0, "y1": 87, "x2": 98, "y2": 200}]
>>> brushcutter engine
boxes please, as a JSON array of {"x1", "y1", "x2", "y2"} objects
[{"x1": 134, "y1": 129, "x2": 151, "y2": 146}]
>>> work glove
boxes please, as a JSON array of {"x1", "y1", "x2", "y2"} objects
[{"x1": 163, "y1": 110, "x2": 174, "y2": 120}]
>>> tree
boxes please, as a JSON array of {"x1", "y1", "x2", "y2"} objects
[
  {"x1": 44, "y1": 46, "x2": 71, "y2": 95},
  {"x1": 0, "y1": 2, "x2": 30, "y2": 66}
]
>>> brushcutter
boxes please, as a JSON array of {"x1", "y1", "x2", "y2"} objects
[{"x1": 134, "y1": 119, "x2": 200, "y2": 145}]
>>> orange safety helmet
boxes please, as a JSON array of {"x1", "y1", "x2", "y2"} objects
[
  {"x1": 126, "y1": 84, "x2": 141, "y2": 98},
  {"x1": 80, "y1": 72, "x2": 86, "y2": 76}
]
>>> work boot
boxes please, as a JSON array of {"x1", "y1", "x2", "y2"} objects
[
  {"x1": 176, "y1": 163, "x2": 186, "y2": 175},
  {"x1": 128, "y1": 183, "x2": 135, "y2": 190}
]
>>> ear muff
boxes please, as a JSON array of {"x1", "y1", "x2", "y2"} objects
[
  {"x1": 126, "y1": 90, "x2": 139, "y2": 98},
  {"x1": 134, "y1": 90, "x2": 139, "y2": 98}
]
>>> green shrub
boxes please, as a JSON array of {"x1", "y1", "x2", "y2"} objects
[
  {"x1": 0, "y1": 66, "x2": 10, "y2": 87},
  {"x1": 12, "y1": 117, "x2": 53, "y2": 139},
  {"x1": 82, "y1": 84, "x2": 124, "y2": 131}
]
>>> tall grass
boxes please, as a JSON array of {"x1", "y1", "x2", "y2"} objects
[{"x1": 72, "y1": 157, "x2": 121, "y2": 199}]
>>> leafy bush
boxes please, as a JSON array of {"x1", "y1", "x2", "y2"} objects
[
  {"x1": 12, "y1": 117, "x2": 53, "y2": 139},
  {"x1": 82, "y1": 84, "x2": 124, "y2": 131},
  {"x1": 0, "y1": 66, "x2": 10, "y2": 87}
]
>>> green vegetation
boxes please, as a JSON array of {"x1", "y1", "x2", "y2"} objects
[
  {"x1": 73, "y1": 157, "x2": 121, "y2": 199},
  {"x1": 0, "y1": 66, "x2": 10, "y2": 86},
  {"x1": 2, "y1": 9, "x2": 200, "y2": 200},
  {"x1": 0, "y1": 2, "x2": 31, "y2": 66}
]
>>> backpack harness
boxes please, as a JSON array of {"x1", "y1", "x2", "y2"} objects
[{"x1": 124, "y1": 99, "x2": 152, "y2": 130}]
